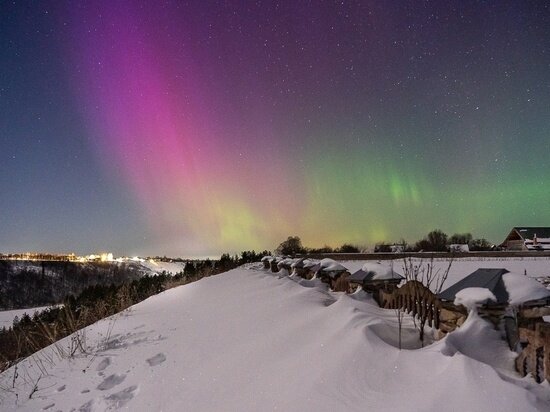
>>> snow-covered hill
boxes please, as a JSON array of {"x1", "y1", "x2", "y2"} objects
[
  {"x1": 1, "y1": 265, "x2": 549, "y2": 411},
  {"x1": 0, "y1": 259, "x2": 186, "y2": 311},
  {"x1": 137, "y1": 260, "x2": 185, "y2": 275}
]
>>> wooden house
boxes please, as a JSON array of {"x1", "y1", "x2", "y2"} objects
[{"x1": 500, "y1": 227, "x2": 550, "y2": 251}]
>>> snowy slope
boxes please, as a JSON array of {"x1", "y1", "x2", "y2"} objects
[{"x1": 1, "y1": 266, "x2": 549, "y2": 411}]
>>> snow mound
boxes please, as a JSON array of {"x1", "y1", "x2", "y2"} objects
[
  {"x1": 439, "y1": 311, "x2": 516, "y2": 371},
  {"x1": 503, "y1": 273, "x2": 550, "y2": 306},
  {"x1": 454, "y1": 287, "x2": 496, "y2": 310}
]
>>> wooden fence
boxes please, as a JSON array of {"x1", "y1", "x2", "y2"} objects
[{"x1": 378, "y1": 281, "x2": 443, "y2": 329}]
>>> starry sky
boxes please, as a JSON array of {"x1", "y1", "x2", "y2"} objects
[{"x1": 1, "y1": 1, "x2": 549, "y2": 257}]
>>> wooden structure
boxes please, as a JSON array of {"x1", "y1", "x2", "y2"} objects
[
  {"x1": 348, "y1": 268, "x2": 403, "y2": 294},
  {"x1": 438, "y1": 268, "x2": 510, "y2": 329},
  {"x1": 277, "y1": 258, "x2": 295, "y2": 273},
  {"x1": 291, "y1": 259, "x2": 319, "y2": 279},
  {"x1": 270, "y1": 257, "x2": 281, "y2": 272},
  {"x1": 315, "y1": 259, "x2": 350, "y2": 290},
  {"x1": 328, "y1": 271, "x2": 350, "y2": 292},
  {"x1": 378, "y1": 268, "x2": 522, "y2": 337},
  {"x1": 500, "y1": 227, "x2": 550, "y2": 251},
  {"x1": 380, "y1": 280, "x2": 444, "y2": 329},
  {"x1": 261, "y1": 256, "x2": 272, "y2": 270}
]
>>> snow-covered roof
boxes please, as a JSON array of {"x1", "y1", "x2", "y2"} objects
[
  {"x1": 318, "y1": 258, "x2": 347, "y2": 272},
  {"x1": 502, "y1": 273, "x2": 550, "y2": 306},
  {"x1": 439, "y1": 269, "x2": 510, "y2": 304},
  {"x1": 349, "y1": 262, "x2": 403, "y2": 283},
  {"x1": 439, "y1": 268, "x2": 550, "y2": 306},
  {"x1": 291, "y1": 258, "x2": 317, "y2": 269},
  {"x1": 277, "y1": 257, "x2": 295, "y2": 267}
]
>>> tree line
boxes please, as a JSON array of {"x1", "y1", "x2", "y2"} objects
[
  {"x1": 275, "y1": 236, "x2": 362, "y2": 256},
  {"x1": 274, "y1": 231, "x2": 493, "y2": 256},
  {"x1": 374, "y1": 229, "x2": 493, "y2": 252}
]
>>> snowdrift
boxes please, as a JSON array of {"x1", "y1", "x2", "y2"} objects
[{"x1": 1, "y1": 266, "x2": 548, "y2": 411}]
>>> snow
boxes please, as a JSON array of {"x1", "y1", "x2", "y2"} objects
[
  {"x1": 454, "y1": 288, "x2": 496, "y2": 310},
  {"x1": 1, "y1": 265, "x2": 549, "y2": 411},
  {"x1": 138, "y1": 260, "x2": 185, "y2": 275},
  {"x1": 360, "y1": 262, "x2": 400, "y2": 280},
  {"x1": 319, "y1": 258, "x2": 347, "y2": 271},
  {"x1": 438, "y1": 310, "x2": 515, "y2": 372},
  {"x1": 278, "y1": 257, "x2": 297, "y2": 268},
  {"x1": 449, "y1": 244, "x2": 469, "y2": 252},
  {"x1": 0, "y1": 306, "x2": 57, "y2": 329},
  {"x1": 502, "y1": 273, "x2": 550, "y2": 306}
]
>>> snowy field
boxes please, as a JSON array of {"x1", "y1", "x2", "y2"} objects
[
  {"x1": 343, "y1": 256, "x2": 550, "y2": 290},
  {"x1": 0, "y1": 306, "x2": 55, "y2": 329},
  {"x1": 1, "y1": 263, "x2": 549, "y2": 411}
]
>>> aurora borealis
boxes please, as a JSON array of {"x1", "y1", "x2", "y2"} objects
[{"x1": 1, "y1": 1, "x2": 549, "y2": 257}]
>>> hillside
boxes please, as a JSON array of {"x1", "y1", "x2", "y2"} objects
[
  {"x1": 0, "y1": 260, "x2": 185, "y2": 310},
  {"x1": 1, "y1": 264, "x2": 549, "y2": 411}
]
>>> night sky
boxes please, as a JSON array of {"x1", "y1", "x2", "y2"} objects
[{"x1": 1, "y1": 1, "x2": 549, "y2": 257}]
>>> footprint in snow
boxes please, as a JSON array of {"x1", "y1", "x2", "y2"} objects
[
  {"x1": 57, "y1": 385, "x2": 66, "y2": 392},
  {"x1": 96, "y1": 357, "x2": 111, "y2": 372},
  {"x1": 97, "y1": 373, "x2": 126, "y2": 391},
  {"x1": 42, "y1": 403, "x2": 55, "y2": 410},
  {"x1": 106, "y1": 385, "x2": 138, "y2": 408},
  {"x1": 146, "y1": 353, "x2": 166, "y2": 367},
  {"x1": 78, "y1": 399, "x2": 93, "y2": 412}
]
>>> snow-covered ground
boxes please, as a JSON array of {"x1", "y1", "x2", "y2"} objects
[
  {"x1": 138, "y1": 260, "x2": 185, "y2": 275},
  {"x1": 0, "y1": 306, "x2": 56, "y2": 329},
  {"x1": 1, "y1": 264, "x2": 549, "y2": 411}
]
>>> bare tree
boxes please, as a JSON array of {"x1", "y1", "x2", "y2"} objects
[{"x1": 402, "y1": 256, "x2": 452, "y2": 346}]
